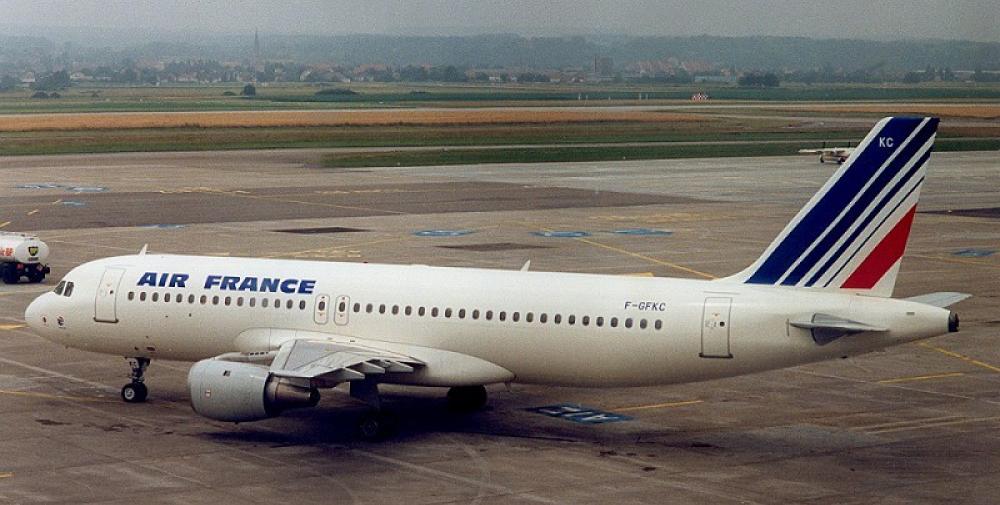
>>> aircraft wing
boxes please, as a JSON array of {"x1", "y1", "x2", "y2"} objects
[
  {"x1": 268, "y1": 338, "x2": 422, "y2": 384},
  {"x1": 905, "y1": 292, "x2": 971, "y2": 308}
]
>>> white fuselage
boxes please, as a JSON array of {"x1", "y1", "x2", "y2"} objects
[{"x1": 26, "y1": 254, "x2": 951, "y2": 388}]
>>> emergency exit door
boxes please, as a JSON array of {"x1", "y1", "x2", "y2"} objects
[
  {"x1": 334, "y1": 295, "x2": 350, "y2": 326},
  {"x1": 94, "y1": 267, "x2": 126, "y2": 323},
  {"x1": 700, "y1": 297, "x2": 733, "y2": 358}
]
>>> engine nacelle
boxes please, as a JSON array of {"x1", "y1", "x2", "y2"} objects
[{"x1": 188, "y1": 360, "x2": 319, "y2": 422}]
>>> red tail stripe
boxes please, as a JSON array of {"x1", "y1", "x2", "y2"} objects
[{"x1": 841, "y1": 206, "x2": 917, "y2": 289}]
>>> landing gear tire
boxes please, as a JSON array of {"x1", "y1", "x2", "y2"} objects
[
  {"x1": 447, "y1": 385, "x2": 488, "y2": 412},
  {"x1": 357, "y1": 410, "x2": 396, "y2": 441},
  {"x1": 121, "y1": 357, "x2": 150, "y2": 403},
  {"x1": 121, "y1": 382, "x2": 148, "y2": 403}
]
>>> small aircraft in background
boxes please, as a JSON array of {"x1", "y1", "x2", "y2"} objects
[{"x1": 799, "y1": 141, "x2": 855, "y2": 164}]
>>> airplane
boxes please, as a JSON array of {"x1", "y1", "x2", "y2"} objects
[
  {"x1": 25, "y1": 116, "x2": 968, "y2": 440},
  {"x1": 799, "y1": 142, "x2": 856, "y2": 164}
]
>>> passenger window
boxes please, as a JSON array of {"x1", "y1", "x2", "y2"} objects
[
  {"x1": 299, "y1": 300, "x2": 306, "y2": 310},
  {"x1": 610, "y1": 317, "x2": 619, "y2": 328},
  {"x1": 486, "y1": 310, "x2": 493, "y2": 321},
  {"x1": 379, "y1": 304, "x2": 386, "y2": 314},
  {"x1": 200, "y1": 295, "x2": 207, "y2": 304},
  {"x1": 318, "y1": 300, "x2": 327, "y2": 311},
  {"x1": 237, "y1": 297, "x2": 244, "y2": 307},
  {"x1": 640, "y1": 319, "x2": 648, "y2": 329},
  {"x1": 212, "y1": 296, "x2": 219, "y2": 305},
  {"x1": 165, "y1": 293, "x2": 172, "y2": 303},
  {"x1": 274, "y1": 298, "x2": 281, "y2": 309},
  {"x1": 262, "y1": 298, "x2": 269, "y2": 308},
  {"x1": 152, "y1": 293, "x2": 159, "y2": 302},
  {"x1": 224, "y1": 296, "x2": 231, "y2": 306},
  {"x1": 655, "y1": 320, "x2": 663, "y2": 330},
  {"x1": 405, "y1": 306, "x2": 413, "y2": 316},
  {"x1": 499, "y1": 311, "x2": 506, "y2": 322},
  {"x1": 419, "y1": 307, "x2": 426, "y2": 316},
  {"x1": 526, "y1": 312, "x2": 533, "y2": 323},
  {"x1": 366, "y1": 303, "x2": 373, "y2": 313},
  {"x1": 392, "y1": 305, "x2": 399, "y2": 315},
  {"x1": 625, "y1": 318, "x2": 633, "y2": 329},
  {"x1": 512, "y1": 312, "x2": 519, "y2": 322},
  {"x1": 582, "y1": 316, "x2": 590, "y2": 326},
  {"x1": 568, "y1": 315, "x2": 575, "y2": 325},
  {"x1": 187, "y1": 294, "x2": 194, "y2": 303},
  {"x1": 353, "y1": 303, "x2": 360, "y2": 313},
  {"x1": 128, "y1": 292, "x2": 135, "y2": 301},
  {"x1": 286, "y1": 299, "x2": 294, "y2": 309},
  {"x1": 459, "y1": 309, "x2": 466, "y2": 319},
  {"x1": 540, "y1": 313, "x2": 547, "y2": 323},
  {"x1": 340, "y1": 301, "x2": 347, "y2": 312},
  {"x1": 596, "y1": 316, "x2": 604, "y2": 327},
  {"x1": 472, "y1": 309, "x2": 480, "y2": 319},
  {"x1": 554, "y1": 314, "x2": 562, "y2": 324},
  {"x1": 249, "y1": 297, "x2": 256, "y2": 307},
  {"x1": 432, "y1": 307, "x2": 439, "y2": 317},
  {"x1": 444, "y1": 308, "x2": 452, "y2": 318}
]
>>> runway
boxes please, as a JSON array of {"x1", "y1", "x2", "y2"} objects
[{"x1": 1, "y1": 149, "x2": 998, "y2": 504}]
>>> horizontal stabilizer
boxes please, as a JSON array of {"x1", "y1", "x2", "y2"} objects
[
  {"x1": 905, "y1": 292, "x2": 971, "y2": 308},
  {"x1": 790, "y1": 313, "x2": 887, "y2": 345}
]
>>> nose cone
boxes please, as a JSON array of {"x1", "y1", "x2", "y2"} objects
[{"x1": 25, "y1": 294, "x2": 49, "y2": 333}]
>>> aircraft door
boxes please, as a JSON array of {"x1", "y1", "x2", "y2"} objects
[
  {"x1": 314, "y1": 294, "x2": 330, "y2": 325},
  {"x1": 334, "y1": 295, "x2": 350, "y2": 326},
  {"x1": 94, "y1": 267, "x2": 126, "y2": 323},
  {"x1": 700, "y1": 297, "x2": 733, "y2": 358}
]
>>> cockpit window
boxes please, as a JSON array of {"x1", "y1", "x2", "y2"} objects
[
  {"x1": 54, "y1": 281, "x2": 66, "y2": 296},
  {"x1": 63, "y1": 282, "x2": 75, "y2": 297}
]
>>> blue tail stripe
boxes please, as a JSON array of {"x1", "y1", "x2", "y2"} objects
[
  {"x1": 806, "y1": 149, "x2": 930, "y2": 286},
  {"x1": 746, "y1": 117, "x2": 926, "y2": 285},
  {"x1": 780, "y1": 121, "x2": 935, "y2": 285},
  {"x1": 822, "y1": 175, "x2": 926, "y2": 288}
]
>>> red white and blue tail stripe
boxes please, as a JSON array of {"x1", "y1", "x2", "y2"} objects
[{"x1": 726, "y1": 117, "x2": 938, "y2": 297}]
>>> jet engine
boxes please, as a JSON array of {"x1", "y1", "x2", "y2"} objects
[{"x1": 188, "y1": 359, "x2": 319, "y2": 422}]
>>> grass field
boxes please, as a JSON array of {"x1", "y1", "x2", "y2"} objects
[
  {"x1": 2, "y1": 82, "x2": 1000, "y2": 115},
  {"x1": 0, "y1": 83, "x2": 997, "y2": 158}
]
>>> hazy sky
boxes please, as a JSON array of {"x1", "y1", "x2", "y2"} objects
[{"x1": 2, "y1": 0, "x2": 997, "y2": 41}]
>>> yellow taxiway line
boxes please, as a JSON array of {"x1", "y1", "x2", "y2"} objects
[
  {"x1": 612, "y1": 399, "x2": 704, "y2": 412},
  {"x1": 877, "y1": 372, "x2": 966, "y2": 384},
  {"x1": 919, "y1": 343, "x2": 1000, "y2": 373}
]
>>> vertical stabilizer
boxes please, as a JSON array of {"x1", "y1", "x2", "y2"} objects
[{"x1": 725, "y1": 117, "x2": 938, "y2": 297}]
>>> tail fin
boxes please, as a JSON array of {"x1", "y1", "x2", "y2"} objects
[{"x1": 726, "y1": 117, "x2": 938, "y2": 297}]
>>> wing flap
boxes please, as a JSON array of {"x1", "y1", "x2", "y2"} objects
[{"x1": 269, "y1": 338, "x2": 422, "y2": 384}]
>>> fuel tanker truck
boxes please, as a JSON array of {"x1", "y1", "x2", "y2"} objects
[{"x1": 0, "y1": 232, "x2": 51, "y2": 284}]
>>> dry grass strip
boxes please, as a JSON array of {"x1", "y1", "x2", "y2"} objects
[{"x1": 0, "y1": 109, "x2": 707, "y2": 132}]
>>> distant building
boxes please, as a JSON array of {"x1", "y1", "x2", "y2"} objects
[{"x1": 594, "y1": 56, "x2": 613, "y2": 76}]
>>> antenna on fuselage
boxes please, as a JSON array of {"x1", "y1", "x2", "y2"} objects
[
  {"x1": 520, "y1": 260, "x2": 530, "y2": 272},
  {"x1": 138, "y1": 244, "x2": 148, "y2": 255}
]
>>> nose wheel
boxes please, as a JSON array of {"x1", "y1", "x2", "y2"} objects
[{"x1": 121, "y1": 357, "x2": 150, "y2": 403}]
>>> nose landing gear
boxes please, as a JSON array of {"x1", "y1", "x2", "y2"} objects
[{"x1": 121, "y1": 357, "x2": 150, "y2": 403}]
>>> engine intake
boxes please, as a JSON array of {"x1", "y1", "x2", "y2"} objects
[{"x1": 188, "y1": 359, "x2": 319, "y2": 422}]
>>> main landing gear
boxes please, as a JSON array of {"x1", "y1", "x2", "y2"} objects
[
  {"x1": 351, "y1": 380, "x2": 396, "y2": 441},
  {"x1": 447, "y1": 385, "x2": 488, "y2": 412},
  {"x1": 351, "y1": 382, "x2": 490, "y2": 441},
  {"x1": 121, "y1": 357, "x2": 150, "y2": 403}
]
